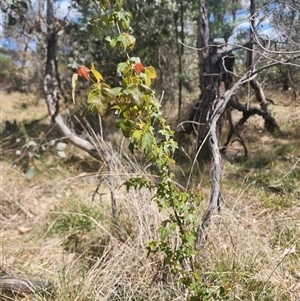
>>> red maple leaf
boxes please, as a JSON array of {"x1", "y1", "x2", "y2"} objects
[
  {"x1": 133, "y1": 62, "x2": 144, "y2": 75},
  {"x1": 78, "y1": 65, "x2": 90, "y2": 80}
]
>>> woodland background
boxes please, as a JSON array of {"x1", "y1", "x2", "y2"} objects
[{"x1": 1, "y1": 0, "x2": 300, "y2": 300}]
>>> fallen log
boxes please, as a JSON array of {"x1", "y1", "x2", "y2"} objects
[{"x1": 0, "y1": 277, "x2": 53, "y2": 297}]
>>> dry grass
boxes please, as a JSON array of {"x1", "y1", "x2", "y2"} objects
[
  {"x1": 1, "y1": 90, "x2": 300, "y2": 300},
  {"x1": 0, "y1": 91, "x2": 48, "y2": 128},
  {"x1": 0, "y1": 156, "x2": 175, "y2": 300}
]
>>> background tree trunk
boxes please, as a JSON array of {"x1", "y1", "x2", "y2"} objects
[
  {"x1": 193, "y1": 0, "x2": 219, "y2": 160},
  {"x1": 191, "y1": 0, "x2": 234, "y2": 161}
]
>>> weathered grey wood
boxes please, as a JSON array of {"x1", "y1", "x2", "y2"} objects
[
  {"x1": 196, "y1": 72, "x2": 257, "y2": 245},
  {"x1": 0, "y1": 277, "x2": 53, "y2": 296}
]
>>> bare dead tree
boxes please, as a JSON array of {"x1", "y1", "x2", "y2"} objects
[
  {"x1": 196, "y1": 71, "x2": 258, "y2": 244},
  {"x1": 192, "y1": 0, "x2": 224, "y2": 160},
  {"x1": 193, "y1": 0, "x2": 300, "y2": 244}
]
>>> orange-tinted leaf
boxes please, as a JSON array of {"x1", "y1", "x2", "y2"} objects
[
  {"x1": 134, "y1": 62, "x2": 144, "y2": 75},
  {"x1": 78, "y1": 65, "x2": 90, "y2": 80}
]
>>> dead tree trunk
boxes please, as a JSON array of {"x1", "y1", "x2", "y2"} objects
[
  {"x1": 193, "y1": 0, "x2": 280, "y2": 244},
  {"x1": 196, "y1": 69, "x2": 258, "y2": 244},
  {"x1": 192, "y1": 0, "x2": 222, "y2": 161},
  {"x1": 181, "y1": 0, "x2": 234, "y2": 162},
  {"x1": 194, "y1": 0, "x2": 230, "y2": 243},
  {"x1": 187, "y1": 0, "x2": 279, "y2": 163}
]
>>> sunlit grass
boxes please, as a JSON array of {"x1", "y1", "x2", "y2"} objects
[{"x1": 1, "y1": 90, "x2": 300, "y2": 300}]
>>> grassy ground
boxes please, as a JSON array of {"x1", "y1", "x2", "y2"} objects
[{"x1": 1, "y1": 90, "x2": 300, "y2": 300}]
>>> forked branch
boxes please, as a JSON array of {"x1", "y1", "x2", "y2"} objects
[{"x1": 196, "y1": 72, "x2": 257, "y2": 245}]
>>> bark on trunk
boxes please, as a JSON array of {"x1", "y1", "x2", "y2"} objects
[
  {"x1": 191, "y1": 0, "x2": 237, "y2": 161},
  {"x1": 194, "y1": 0, "x2": 221, "y2": 161}
]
